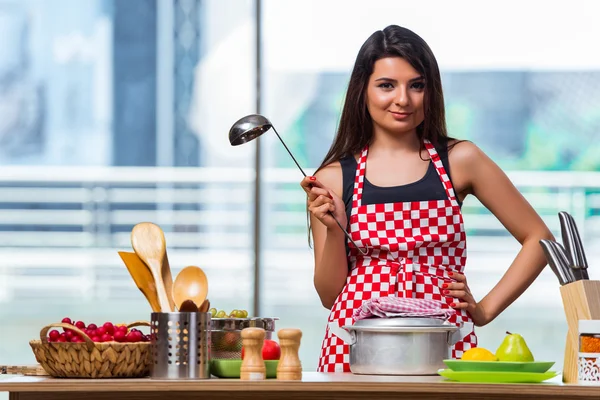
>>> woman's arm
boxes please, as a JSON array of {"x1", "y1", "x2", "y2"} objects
[
  {"x1": 450, "y1": 141, "x2": 554, "y2": 326},
  {"x1": 305, "y1": 163, "x2": 350, "y2": 309}
]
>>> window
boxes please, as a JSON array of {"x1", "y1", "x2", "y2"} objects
[{"x1": 259, "y1": 0, "x2": 600, "y2": 370}]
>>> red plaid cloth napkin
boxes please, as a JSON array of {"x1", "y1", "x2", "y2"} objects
[{"x1": 353, "y1": 296, "x2": 456, "y2": 321}]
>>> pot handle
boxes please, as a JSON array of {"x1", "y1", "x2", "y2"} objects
[
  {"x1": 448, "y1": 322, "x2": 474, "y2": 346},
  {"x1": 328, "y1": 322, "x2": 356, "y2": 345}
]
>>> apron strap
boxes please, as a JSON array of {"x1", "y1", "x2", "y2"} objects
[
  {"x1": 352, "y1": 146, "x2": 369, "y2": 208},
  {"x1": 423, "y1": 140, "x2": 460, "y2": 207}
]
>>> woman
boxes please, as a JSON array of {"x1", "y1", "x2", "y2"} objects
[{"x1": 300, "y1": 25, "x2": 553, "y2": 373}]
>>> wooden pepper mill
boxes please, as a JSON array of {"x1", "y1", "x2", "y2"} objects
[
  {"x1": 276, "y1": 328, "x2": 302, "y2": 380},
  {"x1": 240, "y1": 327, "x2": 266, "y2": 380}
]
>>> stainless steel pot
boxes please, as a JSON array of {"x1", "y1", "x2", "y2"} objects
[{"x1": 329, "y1": 317, "x2": 473, "y2": 375}]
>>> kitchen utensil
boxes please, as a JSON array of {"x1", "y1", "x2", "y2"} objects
[
  {"x1": 552, "y1": 242, "x2": 578, "y2": 282},
  {"x1": 172, "y1": 265, "x2": 209, "y2": 312},
  {"x1": 130, "y1": 222, "x2": 173, "y2": 312},
  {"x1": 210, "y1": 359, "x2": 279, "y2": 379},
  {"x1": 161, "y1": 254, "x2": 177, "y2": 313},
  {"x1": 118, "y1": 251, "x2": 161, "y2": 312},
  {"x1": 549, "y1": 240, "x2": 578, "y2": 283},
  {"x1": 150, "y1": 312, "x2": 211, "y2": 379},
  {"x1": 179, "y1": 299, "x2": 199, "y2": 312},
  {"x1": 211, "y1": 317, "x2": 278, "y2": 359},
  {"x1": 437, "y1": 369, "x2": 559, "y2": 383},
  {"x1": 442, "y1": 360, "x2": 555, "y2": 373},
  {"x1": 178, "y1": 298, "x2": 210, "y2": 313},
  {"x1": 559, "y1": 212, "x2": 580, "y2": 278},
  {"x1": 199, "y1": 299, "x2": 210, "y2": 313},
  {"x1": 539, "y1": 239, "x2": 568, "y2": 285},
  {"x1": 228, "y1": 114, "x2": 367, "y2": 255},
  {"x1": 328, "y1": 317, "x2": 474, "y2": 375},
  {"x1": 559, "y1": 212, "x2": 590, "y2": 280}
]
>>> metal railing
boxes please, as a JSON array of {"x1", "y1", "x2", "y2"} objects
[{"x1": 0, "y1": 166, "x2": 599, "y2": 306}]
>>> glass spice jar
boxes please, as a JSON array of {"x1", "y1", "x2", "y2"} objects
[{"x1": 578, "y1": 319, "x2": 600, "y2": 385}]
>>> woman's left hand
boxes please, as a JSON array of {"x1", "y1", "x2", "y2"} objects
[{"x1": 444, "y1": 272, "x2": 488, "y2": 327}]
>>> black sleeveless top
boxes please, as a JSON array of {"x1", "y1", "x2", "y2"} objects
[{"x1": 340, "y1": 142, "x2": 462, "y2": 224}]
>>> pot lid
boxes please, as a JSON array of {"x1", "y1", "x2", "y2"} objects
[{"x1": 352, "y1": 317, "x2": 453, "y2": 328}]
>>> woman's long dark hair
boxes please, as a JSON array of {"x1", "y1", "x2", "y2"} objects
[
  {"x1": 308, "y1": 25, "x2": 459, "y2": 246},
  {"x1": 317, "y1": 25, "x2": 453, "y2": 174}
]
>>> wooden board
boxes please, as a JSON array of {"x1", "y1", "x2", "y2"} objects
[
  {"x1": 559, "y1": 279, "x2": 600, "y2": 383},
  {"x1": 0, "y1": 365, "x2": 48, "y2": 376}
]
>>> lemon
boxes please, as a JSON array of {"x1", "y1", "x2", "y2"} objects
[{"x1": 461, "y1": 347, "x2": 498, "y2": 361}]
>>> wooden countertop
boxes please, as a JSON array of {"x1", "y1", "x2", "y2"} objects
[{"x1": 1, "y1": 372, "x2": 599, "y2": 400}]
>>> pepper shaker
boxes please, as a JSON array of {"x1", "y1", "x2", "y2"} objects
[
  {"x1": 240, "y1": 327, "x2": 266, "y2": 380},
  {"x1": 276, "y1": 328, "x2": 302, "y2": 380}
]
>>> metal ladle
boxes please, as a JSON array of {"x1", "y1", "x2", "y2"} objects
[{"x1": 228, "y1": 114, "x2": 367, "y2": 255}]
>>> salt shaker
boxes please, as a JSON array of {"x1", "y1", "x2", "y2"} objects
[
  {"x1": 276, "y1": 328, "x2": 302, "y2": 380},
  {"x1": 240, "y1": 327, "x2": 266, "y2": 380}
]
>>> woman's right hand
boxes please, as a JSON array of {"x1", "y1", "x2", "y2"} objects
[{"x1": 300, "y1": 176, "x2": 347, "y2": 231}]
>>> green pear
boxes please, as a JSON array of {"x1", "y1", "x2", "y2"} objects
[{"x1": 495, "y1": 331, "x2": 535, "y2": 362}]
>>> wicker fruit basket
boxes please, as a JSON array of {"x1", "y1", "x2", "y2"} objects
[{"x1": 29, "y1": 321, "x2": 151, "y2": 378}]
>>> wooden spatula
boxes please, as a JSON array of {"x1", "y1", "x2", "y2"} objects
[
  {"x1": 130, "y1": 222, "x2": 173, "y2": 312},
  {"x1": 118, "y1": 251, "x2": 161, "y2": 312},
  {"x1": 161, "y1": 255, "x2": 177, "y2": 312}
]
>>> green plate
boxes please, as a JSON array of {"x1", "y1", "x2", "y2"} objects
[
  {"x1": 443, "y1": 360, "x2": 555, "y2": 373},
  {"x1": 210, "y1": 359, "x2": 278, "y2": 379},
  {"x1": 438, "y1": 369, "x2": 559, "y2": 383}
]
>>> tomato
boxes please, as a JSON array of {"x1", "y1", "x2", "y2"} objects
[
  {"x1": 262, "y1": 339, "x2": 281, "y2": 360},
  {"x1": 241, "y1": 339, "x2": 281, "y2": 361}
]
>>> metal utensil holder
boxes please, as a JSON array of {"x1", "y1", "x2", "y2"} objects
[{"x1": 150, "y1": 312, "x2": 211, "y2": 379}]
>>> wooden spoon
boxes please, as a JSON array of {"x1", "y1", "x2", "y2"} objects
[
  {"x1": 130, "y1": 222, "x2": 173, "y2": 312},
  {"x1": 161, "y1": 252, "x2": 177, "y2": 312},
  {"x1": 179, "y1": 299, "x2": 199, "y2": 312},
  {"x1": 172, "y1": 266, "x2": 209, "y2": 312},
  {"x1": 178, "y1": 299, "x2": 210, "y2": 313},
  {"x1": 118, "y1": 251, "x2": 161, "y2": 312},
  {"x1": 199, "y1": 298, "x2": 210, "y2": 313}
]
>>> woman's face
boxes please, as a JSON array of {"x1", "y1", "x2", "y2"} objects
[{"x1": 366, "y1": 56, "x2": 425, "y2": 136}]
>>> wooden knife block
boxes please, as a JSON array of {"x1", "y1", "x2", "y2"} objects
[{"x1": 559, "y1": 279, "x2": 600, "y2": 383}]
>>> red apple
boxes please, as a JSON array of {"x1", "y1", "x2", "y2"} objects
[
  {"x1": 241, "y1": 339, "x2": 281, "y2": 361},
  {"x1": 222, "y1": 332, "x2": 238, "y2": 350}
]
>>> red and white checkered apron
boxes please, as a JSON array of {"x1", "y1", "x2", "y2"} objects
[{"x1": 317, "y1": 140, "x2": 477, "y2": 372}]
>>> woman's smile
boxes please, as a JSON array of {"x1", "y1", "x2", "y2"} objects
[{"x1": 389, "y1": 111, "x2": 413, "y2": 121}]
